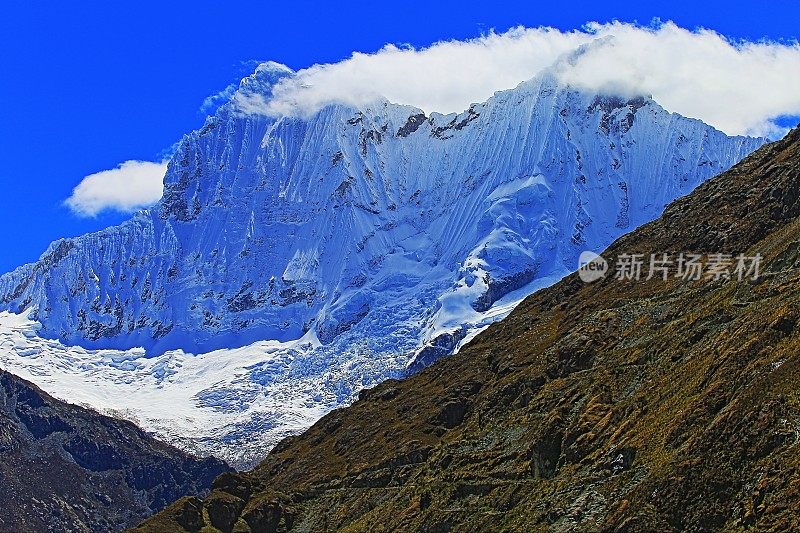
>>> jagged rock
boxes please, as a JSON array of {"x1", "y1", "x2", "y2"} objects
[
  {"x1": 171, "y1": 497, "x2": 205, "y2": 532},
  {"x1": 205, "y1": 491, "x2": 246, "y2": 532},
  {"x1": 241, "y1": 495, "x2": 291, "y2": 532},
  {"x1": 437, "y1": 400, "x2": 468, "y2": 429}
]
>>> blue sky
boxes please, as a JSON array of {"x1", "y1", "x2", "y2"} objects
[{"x1": 1, "y1": 0, "x2": 799, "y2": 273}]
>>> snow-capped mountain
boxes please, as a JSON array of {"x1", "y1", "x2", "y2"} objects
[{"x1": 0, "y1": 62, "x2": 764, "y2": 466}]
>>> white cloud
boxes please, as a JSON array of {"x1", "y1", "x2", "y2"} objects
[
  {"x1": 201, "y1": 83, "x2": 238, "y2": 114},
  {"x1": 65, "y1": 160, "x2": 167, "y2": 217},
  {"x1": 258, "y1": 27, "x2": 588, "y2": 118},
  {"x1": 237, "y1": 21, "x2": 800, "y2": 137},
  {"x1": 557, "y1": 22, "x2": 800, "y2": 137}
]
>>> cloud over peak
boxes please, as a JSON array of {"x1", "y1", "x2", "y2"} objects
[
  {"x1": 235, "y1": 21, "x2": 800, "y2": 137},
  {"x1": 65, "y1": 160, "x2": 167, "y2": 217}
]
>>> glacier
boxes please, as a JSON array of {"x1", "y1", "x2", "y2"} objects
[{"x1": 0, "y1": 62, "x2": 765, "y2": 466}]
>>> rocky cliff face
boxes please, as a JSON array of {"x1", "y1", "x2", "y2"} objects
[
  {"x1": 137, "y1": 128, "x2": 800, "y2": 532},
  {"x1": 0, "y1": 369, "x2": 230, "y2": 532},
  {"x1": 0, "y1": 65, "x2": 764, "y2": 467}
]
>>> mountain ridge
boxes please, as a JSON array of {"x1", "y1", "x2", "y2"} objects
[{"x1": 0, "y1": 368, "x2": 231, "y2": 532}]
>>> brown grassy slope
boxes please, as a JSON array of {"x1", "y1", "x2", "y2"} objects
[{"x1": 136, "y1": 127, "x2": 800, "y2": 532}]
